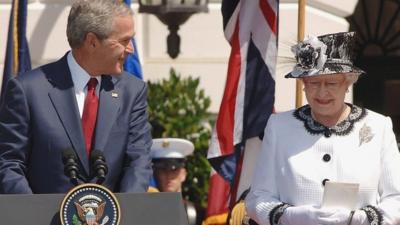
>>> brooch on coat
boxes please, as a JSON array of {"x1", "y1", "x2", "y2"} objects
[{"x1": 359, "y1": 123, "x2": 374, "y2": 146}]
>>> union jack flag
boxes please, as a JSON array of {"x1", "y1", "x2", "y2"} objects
[{"x1": 205, "y1": 0, "x2": 278, "y2": 224}]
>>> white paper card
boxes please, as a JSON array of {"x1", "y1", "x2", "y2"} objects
[{"x1": 321, "y1": 181, "x2": 359, "y2": 210}]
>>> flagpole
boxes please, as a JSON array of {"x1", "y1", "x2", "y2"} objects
[{"x1": 296, "y1": 0, "x2": 306, "y2": 108}]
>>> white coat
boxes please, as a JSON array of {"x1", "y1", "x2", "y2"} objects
[{"x1": 246, "y1": 105, "x2": 400, "y2": 225}]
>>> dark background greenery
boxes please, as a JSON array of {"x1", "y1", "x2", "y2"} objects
[{"x1": 147, "y1": 68, "x2": 213, "y2": 208}]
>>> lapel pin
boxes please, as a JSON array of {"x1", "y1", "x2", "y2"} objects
[{"x1": 111, "y1": 92, "x2": 118, "y2": 98}]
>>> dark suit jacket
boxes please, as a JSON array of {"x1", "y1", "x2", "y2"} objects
[{"x1": 0, "y1": 53, "x2": 153, "y2": 194}]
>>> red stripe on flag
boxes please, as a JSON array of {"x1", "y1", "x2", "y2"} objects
[
  {"x1": 259, "y1": 0, "x2": 278, "y2": 35},
  {"x1": 205, "y1": 173, "x2": 230, "y2": 224},
  {"x1": 216, "y1": 21, "x2": 242, "y2": 155}
]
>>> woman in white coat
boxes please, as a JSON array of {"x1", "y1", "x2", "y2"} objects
[{"x1": 245, "y1": 32, "x2": 400, "y2": 225}]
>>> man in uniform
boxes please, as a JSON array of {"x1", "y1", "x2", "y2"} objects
[{"x1": 150, "y1": 138, "x2": 197, "y2": 225}]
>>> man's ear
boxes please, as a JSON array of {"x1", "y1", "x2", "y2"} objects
[
  {"x1": 181, "y1": 168, "x2": 187, "y2": 182},
  {"x1": 84, "y1": 32, "x2": 98, "y2": 49}
]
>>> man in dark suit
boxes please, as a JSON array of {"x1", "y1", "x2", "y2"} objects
[{"x1": 0, "y1": 0, "x2": 152, "y2": 194}]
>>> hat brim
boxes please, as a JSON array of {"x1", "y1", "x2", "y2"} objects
[
  {"x1": 285, "y1": 63, "x2": 365, "y2": 78},
  {"x1": 152, "y1": 158, "x2": 186, "y2": 170}
]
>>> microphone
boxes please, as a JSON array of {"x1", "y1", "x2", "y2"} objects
[
  {"x1": 90, "y1": 150, "x2": 108, "y2": 185},
  {"x1": 62, "y1": 148, "x2": 81, "y2": 186}
]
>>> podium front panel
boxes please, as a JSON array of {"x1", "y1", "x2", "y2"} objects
[
  {"x1": 117, "y1": 192, "x2": 188, "y2": 225},
  {"x1": 0, "y1": 192, "x2": 188, "y2": 225}
]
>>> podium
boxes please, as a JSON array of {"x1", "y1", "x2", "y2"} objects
[{"x1": 0, "y1": 192, "x2": 188, "y2": 225}]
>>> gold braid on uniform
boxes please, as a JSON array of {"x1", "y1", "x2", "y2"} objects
[{"x1": 269, "y1": 203, "x2": 291, "y2": 225}]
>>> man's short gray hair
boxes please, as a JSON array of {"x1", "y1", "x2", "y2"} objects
[{"x1": 67, "y1": 0, "x2": 133, "y2": 48}]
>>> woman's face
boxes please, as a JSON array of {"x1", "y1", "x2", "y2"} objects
[{"x1": 302, "y1": 74, "x2": 349, "y2": 119}]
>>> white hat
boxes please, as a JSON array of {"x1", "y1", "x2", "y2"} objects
[{"x1": 151, "y1": 138, "x2": 194, "y2": 159}]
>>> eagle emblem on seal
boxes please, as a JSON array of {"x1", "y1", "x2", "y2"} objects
[{"x1": 74, "y1": 200, "x2": 106, "y2": 225}]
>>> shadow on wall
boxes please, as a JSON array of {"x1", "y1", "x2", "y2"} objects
[{"x1": 29, "y1": 4, "x2": 65, "y2": 63}]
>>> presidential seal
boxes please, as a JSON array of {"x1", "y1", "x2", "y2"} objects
[{"x1": 60, "y1": 183, "x2": 121, "y2": 225}]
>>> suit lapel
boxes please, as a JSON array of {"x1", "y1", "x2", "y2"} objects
[
  {"x1": 47, "y1": 54, "x2": 89, "y2": 175},
  {"x1": 93, "y1": 75, "x2": 121, "y2": 153}
]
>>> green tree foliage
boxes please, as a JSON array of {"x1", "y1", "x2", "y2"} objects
[{"x1": 147, "y1": 68, "x2": 213, "y2": 208}]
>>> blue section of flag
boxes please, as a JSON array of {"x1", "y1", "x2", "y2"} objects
[
  {"x1": 149, "y1": 175, "x2": 158, "y2": 188},
  {"x1": 243, "y1": 38, "x2": 275, "y2": 140},
  {"x1": 208, "y1": 144, "x2": 242, "y2": 184},
  {"x1": 2, "y1": 0, "x2": 31, "y2": 101},
  {"x1": 122, "y1": 0, "x2": 143, "y2": 79},
  {"x1": 221, "y1": 0, "x2": 240, "y2": 29},
  {"x1": 124, "y1": 39, "x2": 143, "y2": 79}
]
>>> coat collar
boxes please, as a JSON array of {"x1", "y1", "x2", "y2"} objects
[{"x1": 293, "y1": 103, "x2": 367, "y2": 138}]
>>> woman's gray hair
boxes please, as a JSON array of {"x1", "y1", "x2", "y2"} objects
[
  {"x1": 344, "y1": 73, "x2": 361, "y2": 86},
  {"x1": 67, "y1": 0, "x2": 133, "y2": 48}
]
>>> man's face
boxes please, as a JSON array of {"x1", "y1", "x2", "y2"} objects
[
  {"x1": 92, "y1": 16, "x2": 134, "y2": 75},
  {"x1": 155, "y1": 168, "x2": 187, "y2": 192}
]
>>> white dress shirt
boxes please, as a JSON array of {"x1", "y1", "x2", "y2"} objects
[
  {"x1": 245, "y1": 105, "x2": 400, "y2": 225},
  {"x1": 67, "y1": 52, "x2": 101, "y2": 118}
]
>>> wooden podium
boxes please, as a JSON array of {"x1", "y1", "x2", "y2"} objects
[{"x1": 0, "y1": 192, "x2": 188, "y2": 225}]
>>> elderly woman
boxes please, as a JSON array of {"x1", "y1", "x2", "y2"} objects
[{"x1": 245, "y1": 32, "x2": 400, "y2": 225}]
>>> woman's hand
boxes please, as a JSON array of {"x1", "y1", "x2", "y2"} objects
[
  {"x1": 281, "y1": 206, "x2": 369, "y2": 225},
  {"x1": 317, "y1": 208, "x2": 369, "y2": 225},
  {"x1": 303, "y1": 207, "x2": 369, "y2": 225},
  {"x1": 317, "y1": 208, "x2": 351, "y2": 225},
  {"x1": 280, "y1": 205, "x2": 331, "y2": 225}
]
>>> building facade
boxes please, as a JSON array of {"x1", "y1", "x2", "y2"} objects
[{"x1": 0, "y1": 0, "x2": 367, "y2": 113}]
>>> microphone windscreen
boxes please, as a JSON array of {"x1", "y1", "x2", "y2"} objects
[
  {"x1": 90, "y1": 150, "x2": 105, "y2": 162},
  {"x1": 62, "y1": 148, "x2": 77, "y2": 163}
]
